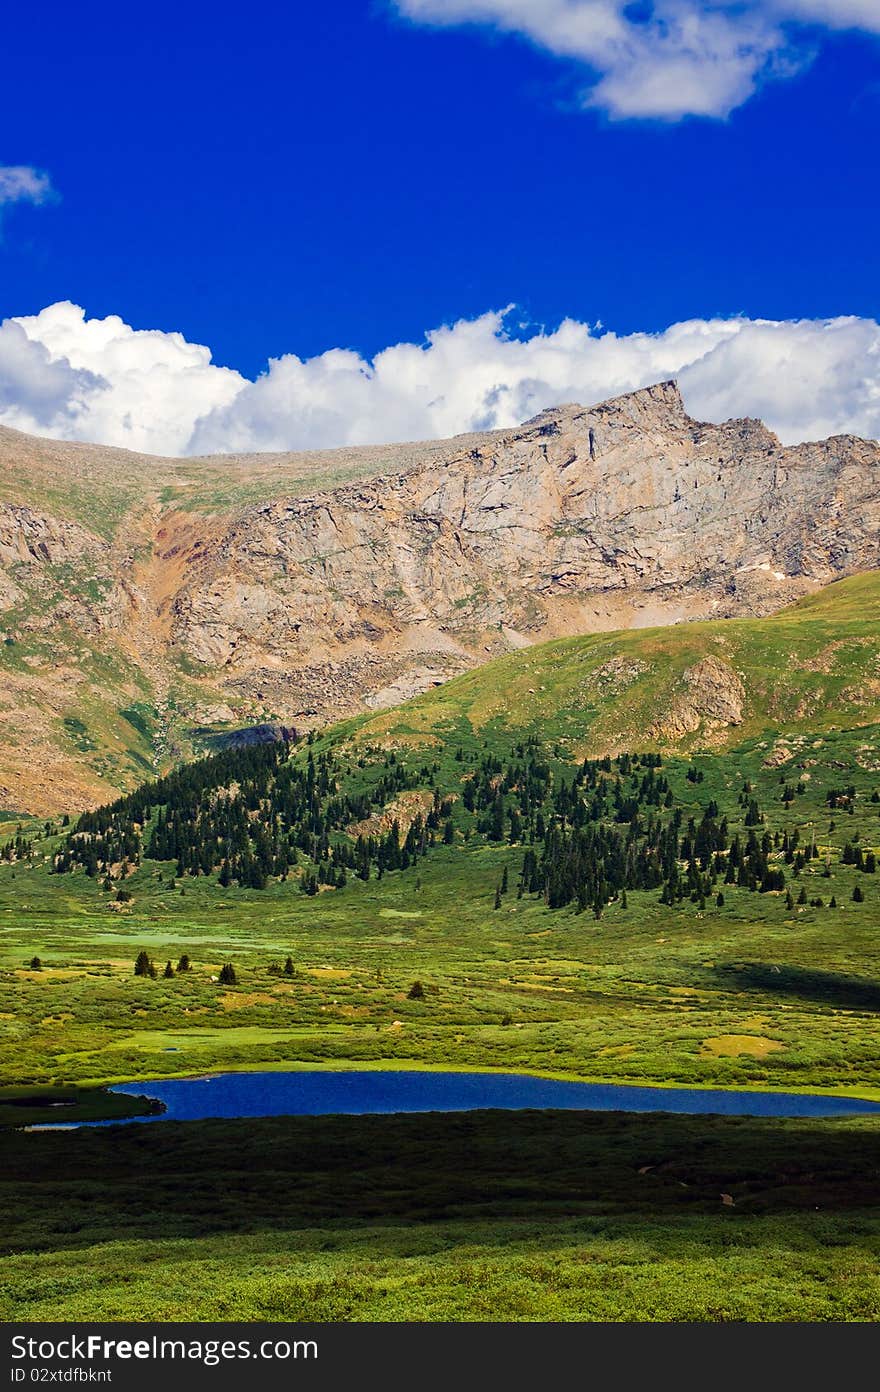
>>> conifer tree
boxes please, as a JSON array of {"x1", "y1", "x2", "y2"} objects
[{"x1": 134, "y1": 950, "x2": 155, "y2": 978}]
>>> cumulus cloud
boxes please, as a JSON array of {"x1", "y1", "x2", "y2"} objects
[
  {"x1": 3, "y1": 302, "x2": 244, "y2": 455},
  {"x1": 391, "y1": 1, "x2": 880, "y2": 120},
  {"x1": 0, "y1": 319, "x2": 103, "y2": 430},
  {"x1": 2, "y1": 300, "x2": 880, "y2": 457}
]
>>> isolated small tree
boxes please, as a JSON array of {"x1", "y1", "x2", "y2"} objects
[
  {"x1": 501, "y1": 866, "x2": 509, "y2": 895},
  {"x1": 853, "y1": 884, "x2": 865, "y2": 903},
  {"x1": 218, "y1": 962, "x2": 237, "y2": 986},
  {"x1": 494, "y1": 884, "x2": 502, "y2": 910},
  {"x1": 716, "y1": 892, "x2": 724, "y2": 908},
  {"x1": 29, "y1": 955, "x2": 42, "y2": 970},
  {"x1": 284, "y1": 955, "x2": 295, "y2": 976},
  {"x1": 134, "y1": 950, "x2": 155, "y2": 978},
  {"x1": 176, "y1": 953, "x2": 190, "y2": 972},
  {"x1": 797, "y1": 886, "x2": 808, "y2": 906},
  {"x1": 116, "y1": 888, "x2": 132, "y2": 903},
  {"x1": 829, "y1": 895, "x2": 838, "y2": 908},
  {"x1": 785, "y1": 889, "x2": 794, "y2": 910},
  {"x1": 620, "y1": 889, "x2": 628, "y2": 909},
  {"x1": 163, "y1": 960, "x2": 174, "y2": 979},
  {"x1": 407, "y1": 980, "x2": 425, "y2": 1000}
]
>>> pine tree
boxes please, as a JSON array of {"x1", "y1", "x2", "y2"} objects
[
  {"x1": 407, "y1": 980, "x2": 425, "y2": 999},
  {"x1": 134, "y1": 950, "x2": 155, "y2": 978},
  {"x1": 176, "y1": 953, "x2": 190, "y2": 972},
  {"x1": 218, "y1": 962, "x2": 237, "y2": 985},
  {"x1": 163, "y1": 960, "x2": 174, "y2": 978},
  {"x1": 284, "y1": 955, "x2": 295, "y2": 976},
  {"x1": 853, "y1": 884, "x2": 865, "y2": 902}
]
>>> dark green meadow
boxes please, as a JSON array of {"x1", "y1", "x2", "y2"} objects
[{"x1": 2, "y1": 1110, "x2": 879, "y2": 1321}]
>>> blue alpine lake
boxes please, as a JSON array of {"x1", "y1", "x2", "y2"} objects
[{"x1": 40, "y1": 1070, "x2": 880, "y2": 1126}]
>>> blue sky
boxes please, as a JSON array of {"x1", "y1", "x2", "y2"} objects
[{"x1": 1, "y1": 0, "x2": 879, "y2": 454}]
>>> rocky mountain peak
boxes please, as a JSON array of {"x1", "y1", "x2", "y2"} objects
[{"x1": 1, "y1": 381, "x2": 879, "y2": 813}]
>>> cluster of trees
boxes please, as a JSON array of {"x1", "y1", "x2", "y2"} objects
[
  {"x1": 134, "y1": 950, "x2": 191, "y2": 979},
  {"x1": 0, "y1": 831, "x2": 34, "y2": 863},
  {"x1": 462, "y1": 742, "x2": 669, "y2": 848},
  {"x1": 504, "y1": 761, "x2": 830, "y2": 917},
  {"x1": 36, "y1": 725, "x2": 877, "y2": 921},
  {"x1": 51, "y1": 742, "x2": 453, "y2": 890},
  {"x1": 827, "y1": 784, "x2": 857, "y2": 811},
  {"x1": 841, "y1": 841, "x2": 877, "y2": 872}
]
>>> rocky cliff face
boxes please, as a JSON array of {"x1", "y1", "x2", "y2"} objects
[
  {"x1": 165, "y1": 380, "x2": 880, "y2": 712},
  {"x1": 1, "y1": 380, "x2": 878, "y2": 812}
]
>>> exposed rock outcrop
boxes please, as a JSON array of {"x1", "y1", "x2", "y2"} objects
[{"x1": 652, "y1": 657, "x2": 746, "y2": 742}]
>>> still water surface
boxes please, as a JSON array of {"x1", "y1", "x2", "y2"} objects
[{"x1": 67, "y1": 1069, "x2": 880, "y2": 1123}]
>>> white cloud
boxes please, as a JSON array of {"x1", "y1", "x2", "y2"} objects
[
  {"x1": 391, "y1": 1, "x2": 880, "y2": 120},
  {"x1": 2, "y1": 300, "x2": 880, "y2": 457},
  {"x1": 3, "y1": 302, "x2": 244, "y2": 455},
  {"x1": 0, "y1": 165, "x2": 55, "y2": 209}
]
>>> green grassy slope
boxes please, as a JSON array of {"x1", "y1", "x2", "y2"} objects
[{"x1": 352, "y1": 571, "x2": 880, "y2": 759}]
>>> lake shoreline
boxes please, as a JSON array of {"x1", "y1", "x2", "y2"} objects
[
  {"x1": 83, "y1": 1057, "x2": 880, "y2": 1103},
  {"x1": 20, "y1": 1066, "x2": 880, "y2": 1129}
]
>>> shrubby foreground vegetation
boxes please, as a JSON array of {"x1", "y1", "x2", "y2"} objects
[{"x1": 2, "y1": 1111, "x2": 879, "y2": 1321}]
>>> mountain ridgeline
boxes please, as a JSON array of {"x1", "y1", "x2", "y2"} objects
[{"x1": 1, "y1": 380, "x2": 879, "y2": 814}]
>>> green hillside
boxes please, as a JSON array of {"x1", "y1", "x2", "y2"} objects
[{"x1": 352, "y1": 571, "x2": 880, "y2": 759}]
